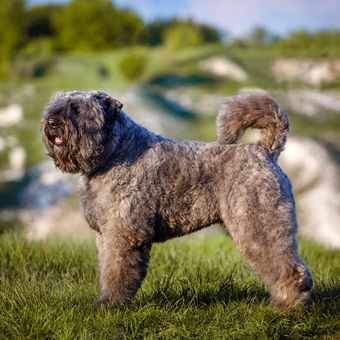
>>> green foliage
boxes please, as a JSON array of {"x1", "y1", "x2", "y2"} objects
[
  {"x1": 53, "y1": 0, "x2": 144, "y2": 51},
  {"x1": 0, "y1": 0, "x2": 26, "y2": 76},
  {"x1": 12, "y1": 38, "x2": 54, "y2": 78},
  {"x1": 139, "y1": 20, "x2": 173, "y2": 46},
  {"x1": 247, "y1": 26, "x2": 279, "y2": 46},
  {"x1": 12, "y1": 54, "x2": 52, "y2": 79},
  {"x1": 200, "y1": 23, "x2": 222, "y2": 43},
  {"x1": 140, "y1": 19, "x2": 221, "y2": 47},
  {"x1": 1, "y1": 0, "x2": 339, "y2": 79},
  {"x1": 275, "y1": 30, "x2": 340, "y2": 56},
  {"x1": 230, "y1": 26, "x2": 279, "y2": 48},
  {"x1": 0, "y1": 232, "x2": 339, "y2": 338},
  {"x1": 119, "y1": 52, "x2": 147, "y2": 81},
  {"x1": 164, "y1": 21, "x2": 205, "y2": 50},
  {"x1": 26, "y1": 4, "x2": 61, "y2": 40}
]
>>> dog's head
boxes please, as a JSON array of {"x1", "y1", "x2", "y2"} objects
[{"x1": 41, "y1": 91, "x2": 123, "y2": 174}]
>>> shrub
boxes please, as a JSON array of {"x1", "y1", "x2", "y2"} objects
[
  {"x1": 53, "y1": 0, "x2": 144, "y2": 51},
  {"x1": 12, "y1": 55, "x2": 52, "y2": 78},
  {"x1": 164, "y1": 22, "x2": 203, "y2": 50},
  {"x1": 11, "y1": 39, "x2": 53, "y2": 78},
  {"x1": 118, "y1": 52, "x2": 147, "y2": 81},
  {"x1": 140, "y1": 19, "x2": 221, "y2": 47},
  {"x1": 0, "y1": 0, "x2": 26, "y2": 77}
]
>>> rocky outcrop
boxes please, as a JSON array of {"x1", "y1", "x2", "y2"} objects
[
  {"x1": 280, "y1": 138, "x2": 340, "y2": 248},
  {"x1": 275, "y1": 89, "x2": 340, "y2": 117},
  {"x1": 0, "y1": 136, "x2": 26, "y2": 181},
  {"x1": 272, "y1": 58, "x2": 340, "y2": 86},
  {"x1": 0, "y1": 104, "x2": 23, "y2": 127},
  {"x1": 199, "y1": 56, "x2": 248, "y2": 82}
]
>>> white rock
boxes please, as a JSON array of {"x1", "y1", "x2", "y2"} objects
[
  {"x1": 164, "y1": 89, "x2": 226, "y2": 117},
  {"x1": 238, "y1": 87, "x2": 268, "y2": 94},
  {"x1": 162, "y1": 88, "x2": 268, "y2": 118},
  {"x1": 110, "y1": 89, "x2": 189, "y2": 137},
  {"x1": 0, "y1": 136, "x2": 25, "y2": 181},
  {"x1": 1, "y1": 146, "x2": 27, "y2": 180},
  {"x1": 280, "y1": 138, "x2": 340, "y2": 248},
  {"x1": 25, "y1": 204, "x2": 92, "y2": 240},
  {"x1": 272, "y1": 58, "x2": 340, "y2": 86},
  {"x1": 199, "y1": 56, "x2": 248, "y2": 82},
  {"x1": 8, "y1": 146, "x2": 25, "y2": 171},
  {"x1": 20, "y1": 160, "x2": 76, "y2": 210},
  {"x1": 0, "y1": 104, "x2": 23, "y2": 127},
  {"x1": 277, "y1": 89, "x2": 340, "y2": 117}
]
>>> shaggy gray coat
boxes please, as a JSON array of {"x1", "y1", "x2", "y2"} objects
[{"x1": 41, "y1": 91, "x2": 312, "y2": 310}]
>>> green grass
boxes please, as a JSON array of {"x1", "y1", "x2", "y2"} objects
[{"x1": 0, "y1": 231, "x2": 339, "y2": 339}]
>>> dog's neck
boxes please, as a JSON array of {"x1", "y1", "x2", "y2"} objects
[
  {"x1": 114, "y1": 111, "x2": 167, "y2": 159},
  {"x1": 85, "y1": 111, "x2": 167, "y2": 177}
]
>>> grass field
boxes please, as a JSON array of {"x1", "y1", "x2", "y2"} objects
[{"x1": 0, "y1": 230, "x2": 339, "y2": 339}]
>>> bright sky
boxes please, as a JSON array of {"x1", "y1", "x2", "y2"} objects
[{"x1": 28, "y1": 0, "x2": 340, "y2": 37}]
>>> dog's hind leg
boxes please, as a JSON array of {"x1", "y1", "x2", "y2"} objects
[
  {"x1": 92, "y1": 232, "x2": 151, "y2": 308},
  {"x1": 222, "y1": 195, "x2": 313, "y2": 310}
]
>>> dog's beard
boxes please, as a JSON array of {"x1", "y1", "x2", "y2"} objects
[
  {"x1": 43, "y1": 119, "x2": 66, "y2": 146},
  {"x1": 41, "y1": 114, "x2": 113, "y2": 174},
  {"x1": 41, "y1": 91, "x2": 122, "y2": 175},
  {"x1": 42, "y1": 118, "x2": 82, "y2": 173}
]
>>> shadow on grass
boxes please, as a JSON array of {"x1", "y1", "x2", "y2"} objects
[
  {"x1": 140, "y1": 271, "x2": 340, "y2": 312},
  {"x1": 312, "y1": 280, "x2": 340, "y2": 313},
  {"x1": 141, "y1": 270, "x2": 269, "y2": 308}
]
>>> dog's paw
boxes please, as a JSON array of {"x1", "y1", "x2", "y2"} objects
[
  {"x1": 92, "y1": 294, "x2": 130, "y2": 309},
  {"x1": 91, "y1": 296, "x2": 108, "y2": 309}
]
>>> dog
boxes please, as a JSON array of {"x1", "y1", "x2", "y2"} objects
[{"x1": 41, "y1": 91, "x2": 312, "y2": 310}]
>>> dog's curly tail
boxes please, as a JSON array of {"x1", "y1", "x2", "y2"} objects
[{"x1": 216, "y1": 93, "x2": 289, "y2": 161}]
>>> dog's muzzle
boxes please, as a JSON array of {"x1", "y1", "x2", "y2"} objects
[{"x1": 45, "y1": 119, "x2": 64, "y2": 145}]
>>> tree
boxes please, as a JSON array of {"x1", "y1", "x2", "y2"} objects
[
  {"x1": 26, "y1": 4, "x2": 61, "y2": 40},
  {"x1": 53, "y1": 0, "x2": 144, "y2": 51},
  {"x1": 248, "y1": 26, "x2": 277, "y2": 47},
  {"x1": 0, "y1": 0, "x2": 26, "y2": 76},
  {"x1": 163, "y1": 20, "x2": 204, "y2": 50},
  {"x1": 200, "y1": 23, "x2": 221, "y2": 43},
  {"x1": 140, "y1": 19, "x2": 221, "y2": 46},
  {"x1": 139, "y1": 19, "x2": 172, "y2": 46}
]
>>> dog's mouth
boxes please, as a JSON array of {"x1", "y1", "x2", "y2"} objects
[
  {"x1": 49, "y1": 130, "x2": 65, "y2": 146},
  {"x1": 44, "y1": 118, "x2": 65, "y2": 146},
  {"x1": 54, "y1": 135, "x2": 64, "y2": 145}
]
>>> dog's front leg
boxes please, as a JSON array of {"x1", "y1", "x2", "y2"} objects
[{"x1": 92, "y1": 231, "x2": 151, "y2": 308}]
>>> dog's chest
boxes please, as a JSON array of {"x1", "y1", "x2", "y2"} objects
[{"x1": 79, "y1": 176, "x2": 114, "y2": 232}]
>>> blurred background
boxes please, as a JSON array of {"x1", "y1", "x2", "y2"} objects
[{"x1": 0, "y1": 0, "x2": 339, "y2": 247}]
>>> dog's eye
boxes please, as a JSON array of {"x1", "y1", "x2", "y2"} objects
[{"x1": 48, "y1": 119, "x2": 59, "y2": 128}]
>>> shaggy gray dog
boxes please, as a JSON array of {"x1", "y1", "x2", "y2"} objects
[{"x1": 41, "y1": 91, "x2": 312, "y2": 310}]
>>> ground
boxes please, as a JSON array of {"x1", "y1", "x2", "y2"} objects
[{"x1": 0, "y1": 229, "x2": 339, "y2": 339}]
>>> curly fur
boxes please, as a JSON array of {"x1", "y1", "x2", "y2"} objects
[
  {"x1": 217, "y1": 93, "x2": 289, "y2": 161},
  {"x1": 41, "y1": 91, "x2": 313, "y2": 310}
]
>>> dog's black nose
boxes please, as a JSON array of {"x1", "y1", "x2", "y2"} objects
[{"x1": 49, "y1": 119, "x2": 59, "y2": 128}]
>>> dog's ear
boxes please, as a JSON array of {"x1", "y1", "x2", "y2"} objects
[
  {"x1": 93, "y1": 92, "x2": 123, "y2": 115},
  {"x1": 112, "y1": 98, "x2": 123, "y2": 114}
]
